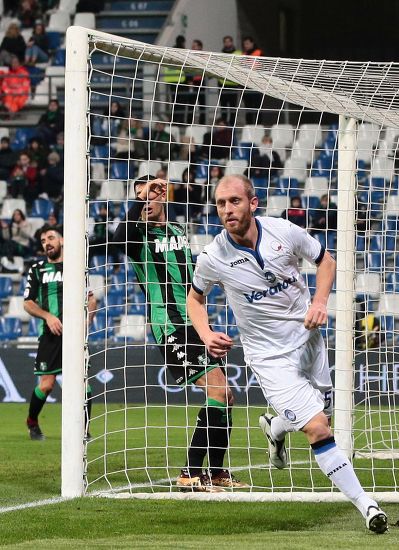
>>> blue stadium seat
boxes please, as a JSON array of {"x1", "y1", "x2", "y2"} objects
[
  {"x1": 356, "y1": 234, "x2": 366, "y2": 252},
  {"x1": 365, "y1": 251, "x2": 384, "y2": 272},
  {"x1": 313, "y1": 232, "x2": 326, "y2": 249},
  {"x1": 102, "y1": 293, "x2": 126, "y2": 318},
  {"x1": 303, "y1": 273, "x2": 316, "y2": 295},
  {"x1": 371, "y1": 177, "x2": 385, "y2": 190},
  {"x1": 47, "y1": 31, "x2": 61, "y2": 50},
  {"x1": 12, "y1": 128, "x2": 37, "y2": 150},
  {"x1": 53, "y1": 49, "x2": 66, "y2": 66},
  {"x1": 385, "y1": 272, "x2": 399, "y2": 293},
  {"x1": 89, "y1": 201, "x2": 114, "y2": 218},
  {"x1": 235, "y1": 142, "x2": 252, "y2": 161},
  {"x1": 278, "y1": 177, "x2": 300, "y2": 197},
  {"x1": 0, "y1": 317, "x2": 22, "y2": 340},
  {"x1": 28, "y1": 317, "x2": 40, "y2": 337},
  {"x1": 31, "y1": 198, "x2": 55, "y2": 219},
  {"x1": 16, "y1": 276, "x2": 27, "y2": 296},
  {"x1": 89, "y1": 315, "x2": 115, "y2": 341},
  {"x1": 110, "y1": 160, "x2": 129, "y2": 180},
  {"x1": 252, "y1": 177, "x2": 268, "y2": 202},
  {"x1": 369, "y1": 235, "x2": 383, "y2": 252},
  {"x1": 0, "y1": 277, "x2": 13, "y2": 299},
  {"x1": 89, "y1": 255, "x2": 113, "y2": 277},
  {"x1": 91, "y1": 144, "x2": 109, "y2": 164}
]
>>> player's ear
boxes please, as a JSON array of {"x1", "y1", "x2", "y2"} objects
[{"x1": 250, "y1": 195, "x2": 258, "y2": 212}]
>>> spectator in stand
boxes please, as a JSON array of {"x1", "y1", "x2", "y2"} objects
[
  {"x1": 242, "y1": 36, "x2": 264, "y2": 124},
  {"x1": 17, "y1": 0, "x2": 42, "y2": 28},
  {"x1": 201, "y1": 117, "x2": 233, "y2": 160},
  {"x1": 219, "y1": 36, "x2": 241, "y2": 126},
  {"x1": 310, "y1": 194, "x2": 337, "y2": 235},
  {"x1": 150, "y1": 120, "x2": 176, "y2": 160},
  {"x1": 24, "y1": 21, "x2": 50, "y2": 65},
  {"x1": 50, "y1": 131, "x2": 64, "y2": 161},
  {"x1": 1, "y1": 208, "x2": 32, "y2": 256},
  {"x1": 246, "y1": 134, "x2": 283, "y2": 181},
  {"x1": 0, "y1": 23, "x2": 26, "y2": 65},
  {"x1": 174, "y1": 166, "x2": 203, "y2": 221},
  {"x1": 36, "y1": 99, "x2": 64, "y2": 145},
  {"x1": 0, "y1": 137, "x2": 19, "y2": 180},
  {"x1": 115, "y1": 118, "x2": 148, "y2": 160},
  {"x1": 39, "y1": 151, "x2": 63, "y2": 202},
  {"x1": 9, "y1": 151, "x2": 38, "y2": 203},
  {"x1": 102, "y1": 100, "x2": 125, "y2": 138},
  {"x1": 1, "y1": 56, "x2": 31, "y2": 118},
  {"x1": 27, "y1": 136, "x2": 49, "y2": 169},
  {"x1": 282, "y1": 196, "x2": 307, "y2": 228},
  {"x1": 183, "y1": 39, "x2": 206, "y2": 125}
]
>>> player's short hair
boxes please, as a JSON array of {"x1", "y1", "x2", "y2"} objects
[
  {"x1": 39, "y1": 223, "x2": 63, "y2": 238},
  {"x1": 215, "y1": 174, "x2": 255, "y2": 200},
  {"x1": 131, "y1": 174, "x2": 157, "y2": 196}
]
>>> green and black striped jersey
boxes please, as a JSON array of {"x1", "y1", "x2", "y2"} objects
[
  {"x1": 24, "y1": 260, "x2": 63, "y2": 336},
  {"x1": 113, "y1": 201, "x2": 194, "y2": 344}
]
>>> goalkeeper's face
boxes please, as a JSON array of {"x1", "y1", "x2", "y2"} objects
[{"x1": 215, "y1": 178, "x2": 258, "y2": 237}]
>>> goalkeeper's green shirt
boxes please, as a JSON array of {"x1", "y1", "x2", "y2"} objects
[{"x1": 113, "y1": 201, "x2": 194, "y2": 343}]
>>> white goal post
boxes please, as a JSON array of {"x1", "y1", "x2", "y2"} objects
[{"x1": 62, "y1": 25, "x2": 399, "y2": 501}]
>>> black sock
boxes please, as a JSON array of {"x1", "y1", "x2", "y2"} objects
[
  {"x1": 186, "y1": 406, "x2": 209, "y2": 476},
  {"x1": 186, "y1": 401, "x2": 231, "y2": 477},
  {"x1": 208, "y1": 406, "x2": 232, "y2": 476},
  {"x1": 27, "y1": 386, "x2": 48, "y2": 424}
]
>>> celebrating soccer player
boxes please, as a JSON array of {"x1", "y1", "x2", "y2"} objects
[
  {"x1": 187, "y1": 174, "x2": 388, "y2": 532},
  {"x1": 113, "y1": 175, "x2": 247, "y2": 492},
  {"x1": 24, "y1": 225, "x2": 96, "y2": 440}
]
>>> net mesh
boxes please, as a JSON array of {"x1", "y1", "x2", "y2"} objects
[{"x1": 81, "y1": 34, "x2": 399, "y2": 497}]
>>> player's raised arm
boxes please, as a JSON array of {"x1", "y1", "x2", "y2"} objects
[
  {"x1": 304, "y1": 251, "x2": 336, "y2": 330},
  {"x1": 187, "y1": 287, "x2": 233, "y2": 358}
]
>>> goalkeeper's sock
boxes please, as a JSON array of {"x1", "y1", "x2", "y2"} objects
[
  {"x1": 206, "y1": 400, "x2": 231, "y2": 476},
  {"x1": 27, "y1": 386, "x2": 49, "y2": 424},
  {"x1": 312, "y1": 437, "x2": 378, "y2": 517}
]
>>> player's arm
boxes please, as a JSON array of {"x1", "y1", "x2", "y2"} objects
[
  {"x1": 304, "y1": 251, "x2": 336, "y2": 330},
  {"x1": 24, "y1": 299, "x2": 63, "y2": 336},
  {"x1": 187, "y1": 287, "x2": 233, "y2": 358},
  {"x1": 87, "y1": 291, "x2": 96, "y2": 325}
]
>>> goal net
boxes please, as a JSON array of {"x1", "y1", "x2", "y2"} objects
[{"x1": 62, "y1": 26, "x2": 399, "y2": 501}]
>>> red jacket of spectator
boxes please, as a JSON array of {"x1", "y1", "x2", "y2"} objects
[{"x1": 2, "y1": 64, "x2": 30, "y2": 113}]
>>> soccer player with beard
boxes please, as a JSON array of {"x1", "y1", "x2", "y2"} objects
[
  {"x1": 24, "y1": 225, "x2": 96, "y2": 440},
  {"x1": 113, "y1": 175, "x2": 247, "y2": 491},
  {"x1": 187, "y1": 174, "x2": 388, "y2": 533}
]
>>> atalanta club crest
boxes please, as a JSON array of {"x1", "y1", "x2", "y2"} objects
[{"x1": 271, "y1": 240, "x2": 283, "y2": 252}]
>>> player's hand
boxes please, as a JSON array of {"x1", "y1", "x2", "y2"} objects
[
  {"x1": 304, "y1": 300, "x2": 328, "y2": 330},
  {"x1": 138, "y1": 179, "x2": 167, "y2": 202},
  {"x1": 202, "y1": 331, "x2": 233, "y2": 358},
  {"x1": 45, "y1": 313, "x2": 63, "y2": 335}
]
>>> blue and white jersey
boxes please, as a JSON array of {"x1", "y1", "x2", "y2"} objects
[{"x1": 192, "y1": 216, "x2": 324, "y2": 361}]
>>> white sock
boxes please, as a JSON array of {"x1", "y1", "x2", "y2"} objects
[
  {"x1": 312, "y1": 437, "x2": 378, "y2": 518},
  {"x1": 270, "y1": 416, "x2": 293, "y2": 441}
]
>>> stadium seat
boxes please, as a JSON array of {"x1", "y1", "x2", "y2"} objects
[
  {"x1": 59, "y1": 0, "x2": 79, "y2": 14},
  {"x1": 103, "y1": 292, "x2": 126, "y2": 318},
  {"x1": 89, "y1": 255, "x2": 113, "y2": 277},
  {"x1": 190, "y1": 234, "x2": 213, "y2": 257},
  {"x1": 53, "y1": 48, "x2": 66, "y2": 66},
  {"x1": 0, "y1": 180, "x2": 7, "y2": 204},
  {"x1": 115, "y1": 314, "x2": 146, "y2": 341},
  {"x1": 0, "y1": 317, "x2": 22, "y2": 340},
  {"x1": 241, "y1": 125, "x2": 265, "y2": 146},
  {"x1": 98, "y1": 180, "x2": 126, "y2": 201},
  {"x1": 12, "y1": 128, "x2": 37, "y2": 151},
  {"x1": 5, "y1": 296, "x2": 30, "y2": 322},
  {"x1": 290, "y1": 141, "x2": 315, "y2": 164},
  {"x1": 88, "y1": 315, "x2": 115, "y2": 342},
  {"x1": 0, "y1": 256, "x2": 24, "y2": 282},
  {"x1": 110, "y1": 161, "x2": 129, "y2": 180},
  {"x1": 327, "y1": 292, "x2": 337, "y2": 318},
  {"x1": 46, "y1": 31, "x2": 62, "y2": 51},
  {"x1": 355, "y1": 273, "x2": 381, "y2": 297},
  {"x1": 224, "y1": 159, "x2": 248, "y2": 176},
  {"x1": 185, "y1": 125, "x2": 208, "y2": 144},
  {"x1": 278, "y1": 177, "x2": 300, "y2": 197},
  {"x1": 271, "y1": 124, "x2": 294, "y2": 148},
  {"x1": 282, "y1": 157, "x2": 307, "y2": 182},
  {"x1": 27, "y1": 217, "x2": 45, "y2": 238},
  {"x1": 30, "y1": 199, "x2": 54, "y2": 219},
  {"x1": 252, "y1": 177, "x2": 268, "y2": 201},
  {"x1": 297, "y1": 124, "x2": 323, "y2": 147},
  {"x1": 74, "y1": 12, "x2": 96, "y2": 28},
  {"x1": 0, "y1": 276, "x2": 13, "y2": 299},
  {"x1": 303, "y1": 177, "x2": 329, "y2": 198},
  {"x1": 27, "y1": 317, "x2": 40, "y2": 337},
  {"x1": 1, "y1": 198, "x2": 26, "y2": 219},
  {"x1": 137, "y1": 161, "x2": 162, "y2": 179},
  {"x1": 48, "y1": 10, "x2": 71, "y2": 32},
  {"x1": 89, "y1": 274, "x2": 105, "y2": 301},
  {"x1": 168, "y1": 161, "x2": 189, "y2": 181},
  {"x1": 265, "y1": 194, "x2": 289, "y2": 217},
  {"x1": 365, "y1": 251, "x2": 384, "y2": 272}
]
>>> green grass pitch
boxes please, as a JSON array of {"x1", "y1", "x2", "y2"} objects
[{"x1": 1, "y1": 403, "x2": 398, "y2": 548}]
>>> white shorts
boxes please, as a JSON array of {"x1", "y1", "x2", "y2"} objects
[{"x1": 249, "y1": 330, "x2": 333, "y2": 431}]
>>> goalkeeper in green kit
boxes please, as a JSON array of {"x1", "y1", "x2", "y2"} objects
[{"x1": 113, "y1": 175, "x2": 247, "y2": 491}]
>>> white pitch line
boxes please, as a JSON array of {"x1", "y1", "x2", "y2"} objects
[{"x1": 0, "y1": 496, "x2": 72, "y2": 514}]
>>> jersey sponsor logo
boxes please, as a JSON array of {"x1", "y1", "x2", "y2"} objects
[
  {"x1": 284, "y1": 409, "x2": 296, "y2": 421},
  {"x1": 42, "y1": 271, "x2": 63, "y2": 284},
  {"x1": 243, "y1": 276, "x2": 297, "y2": 303},
  {"x1": 154, "y1": 235, "x2": 188, "y2": 253},
  {"x1": 230, "y1": 257, "x2": 250, "y2": 268}
]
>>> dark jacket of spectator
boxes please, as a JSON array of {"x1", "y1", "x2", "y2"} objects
[
  {"x1": 0, "y1": 137, "x2": 19, "y2": 179},
  {"x1": 0, "y1": 23, "x2": 26, "y2": 63},
  {"x1": 247, "y1": 136, "x2": 283, "y2": 180},
  {"x1": 201, "y1": 118, "x2": 232, "y2": 160},
  {"x1": 37, "y1": 99, "x2": 64, "y2": 144},
  {"x1": 39, "y1": 151, "x2": 63, "y2": 200},
  {"x1": 311, "y1": 194, "x2": 337, "y2": 232},
  {"x1": 282, "y1": 196, "x2": 306, "y2": 228}
]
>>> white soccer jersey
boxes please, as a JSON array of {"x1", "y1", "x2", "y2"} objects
[{"x1": 192, "y1": 216, "x2": 325, "y2": 361}]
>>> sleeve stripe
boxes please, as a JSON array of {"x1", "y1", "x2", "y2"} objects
[
  {"x1": 191, "y1": 282, "x2": 204, "y2": 295},
  {"x1": 315, "y1": 246, "x2": 325, "y2": 265}
]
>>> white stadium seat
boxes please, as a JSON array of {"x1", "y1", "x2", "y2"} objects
[
  {"x1": 27, "y1": 217, "x2": 45, "y2": 238},
  {"x1": 282, "y1": 157, "x2": 307, "y2": 182},
  {"x1": 377, "y1": 293, "x2": 399, "y2": 316},
  {"x1": 74, "y1": 12, "x2": 96, "y2": 28},
  {"x1": 115, "y1": 314, "x2": 146, "y2": 341},
  {"x1": 0, "y1": 180, "x2": 7, "y2": 204},
  {"x1": 370, "y1": 157, "x2": 394, "y2": 180},
  {"x1": 6, "y1": 296, "x2": 30, "y2": 322},
  {"x1": 265, "y1": 194, "x2": 289, "y2": 217},
  {"x1": 302, "y1": 177, "x2": 330, "y2": 198},
  {"x1": 241, "y1": 125, "x2": 265, "y2": 146},
  {"x1": 297, "y1": 124, "x2": 323, "y2": 147},
  {"x1": 98, "y1": 180, "x2": 126, "y2": 201},
  {"x1": 355, "y1": 273, "x2": 381, "y2": 297},
  {"x1": 0, "y1": 256, "x2": 24, "y2": 282},
  {"x1": 48, "y1": 11, "x2": 71, "y2": 32},
  {"x1": 327, "y1": 292, "x2": 337, "y2": 318},
  {"x1": 185, "y1": 125, "x2": 209, "y2": 144},
  {"x1": 1, "y1": 198, "x2": 26, "y2": 218},
  {"x1": 59, "y1": 0, "x2": 79, "y2": 14},
  {"x1": 89, "y1": 274, "x2": 105, "y2": 300},
  {"x1": 167, "y1": 161, "x2": 189, "y2": 181},
  {"x1": 290, "y1": 141, "x2": 315, "y2": 164},
  {"x1": 271, "y1": 124, "x2": 294, "y2": 147},
  {"x1": 385, "y1": 194, "x2": 399, "y2": 217},
  {"x1": 224, "y1": 159, "x2": 248, "y2": 176},
  {"x1": 137, "y1": 161, "x2": 162, "y2": 179}
]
